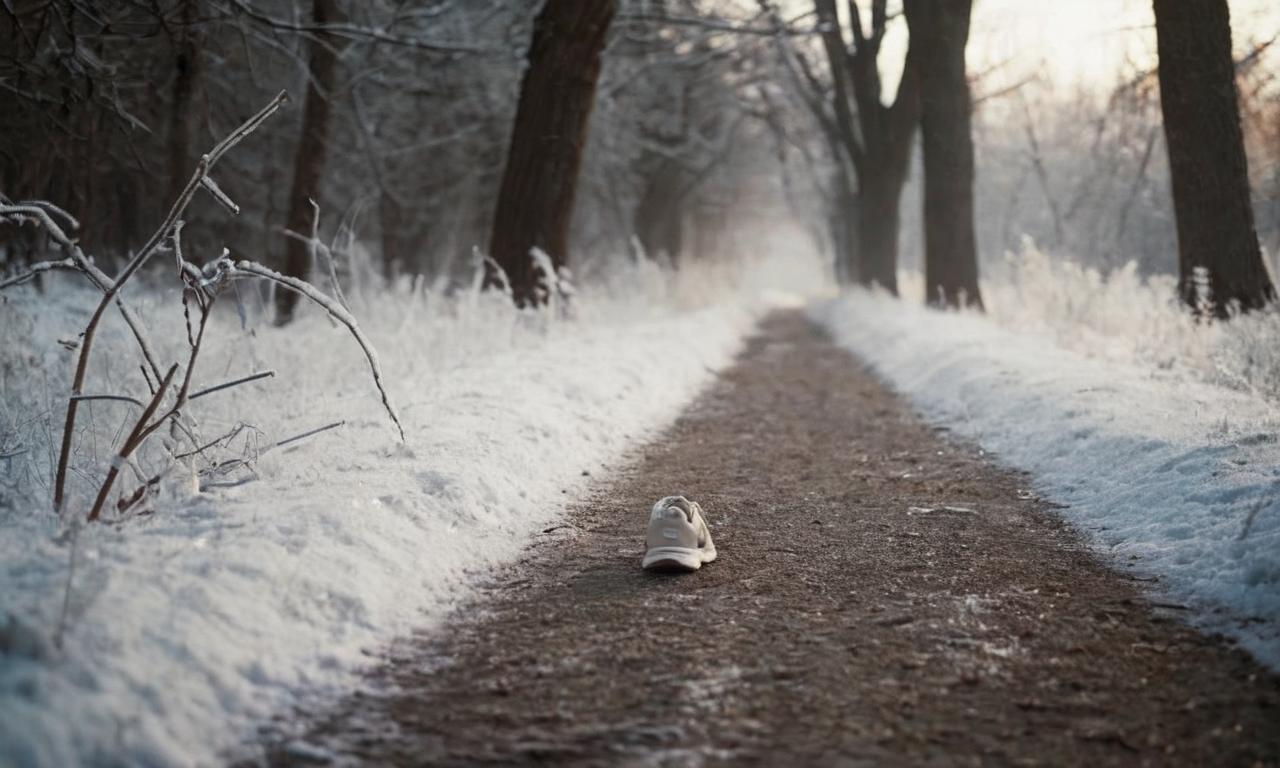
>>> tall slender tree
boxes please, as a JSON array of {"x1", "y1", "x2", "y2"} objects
[
  {"x1": 486, "y1": 0, "x2": 617, "y2": 306},
  {"x1": 812, "y1": 0, "x2": 919, "y2": 292},
  {"x1": 277, "y1": 0, "x2": 342, "y2": 323},
  {"x1": 1152, "y1": 0, "x2": 1275, "y2": 316},
  {"x1": 166, "y1": 0, "x2": 203, "y2": 207},
  {"x1": 633, "y1": 158, "x2": 685, "y2": 265},
  {"x1": 904, "y1": 0, "x2": 983, "y2": 309}
]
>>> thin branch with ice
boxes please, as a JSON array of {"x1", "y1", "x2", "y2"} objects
[
  {"x1": 87, "y1": 364, "x2": 178, "y2": 522},
  {"x1": 0, "y1": 204, "x2": 165, "y2": 382},
  {"x1": 71, "y1": 394, "x2": 146, "y2": 408},
  {"x1": 275, "y1": 420, "x2": 345, "y2": 449},
  {"x1": 226, "y1": 259, "x2": 405, "y2": 441},
  {"x1": 51, "y1": 91, "x2": 288, "y2": 514},
  {"x1": 0, "y1": 257, "x2": 77, "y2": 291},
  {"x1": 189, "y1": 371, "x2": 276, "y2": 401}
]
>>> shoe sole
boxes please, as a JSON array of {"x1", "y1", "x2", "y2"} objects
[{"x1": 641, "y1": 546, "x2": 717, "y2": 572}]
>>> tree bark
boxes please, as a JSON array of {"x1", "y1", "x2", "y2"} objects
[
  {"x1": 905, "y1": 0, "x2": 983, "y2": 309},
  {"x1": 1152, "y1": 0, "x2": 1275, "y2": 316},
  {"x1": 277, "y1": 0, "x2": 341, "y2": 323},
  {"x1": 486, "y1": 0, "x2": 617, "y2": 307}
]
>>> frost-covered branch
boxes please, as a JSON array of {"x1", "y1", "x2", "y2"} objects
[
  {"x1": 275, "y1": 420, "x2": 345, "y2": 449},
  {"x1": 49, "y1": 91, "x2": 288, "y2": 515},
  {"x1": 226, "y1": 259, "x2": 406, "y2": 442},
  {"x1": 87, "y1": 364, "x2": 178, "y2": 523},
  {"x1": 281, "y1": 200, "x2": 350, "y2": 312},
  {"x1": 10, "y1": 84, "x2": 404, "y2": 520},
  {"x1": 0, "y1": 204, "x2": 164, "y2": 382},
  {"x1": 189, "y1": 371, "x2": 276, "y2": 401},
  {"x1": 0, "y1": 257, "x2": 77, "y2": 291},
  {"x1": 70, "y1": 394, "x2": 146, "y2": 408}
]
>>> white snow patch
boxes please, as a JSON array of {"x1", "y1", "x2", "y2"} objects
[
  {"x1": 0, "y1": 250, "x2": 823, "y2": 767},
  {"x1": 813, "y1": 289, "x2": 1280, "y2": 670}
]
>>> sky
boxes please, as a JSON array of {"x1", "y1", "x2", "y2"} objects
[
  {"x1": 971, "y1": 0, "x2": 1278, "y2": 89},
  {"x1": 782, "y1": 0, "x2": 1279, "y2": 98}
]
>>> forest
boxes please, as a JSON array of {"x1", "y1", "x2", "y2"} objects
[
  {"x1": 1, "y1": 1, "x2": 1280, "y2": 766},
  {"x1": 2, "y1": 1, "x2": 1276, "y2": 305}
]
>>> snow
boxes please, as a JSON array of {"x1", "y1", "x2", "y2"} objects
[
  {"x1": 0, "y1": 249, "x2": 823, "y2": 767},
  {"x1": 972, "y1": 243, "x2": 1280, "y2": 403},
  {"x1": 813, "y1": 283, "x2": 1280, "y2": 670}
]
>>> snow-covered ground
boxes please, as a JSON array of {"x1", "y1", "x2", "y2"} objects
[
  {"x1": 974, "y1": 244, "x2": 1280, "y2": 403},
  {"x1": 814, "y1": 275, "x2": 1280, "y2": 670},
  {"x1": 0, "y1": 249, "x2": 822, "y2": 767}
]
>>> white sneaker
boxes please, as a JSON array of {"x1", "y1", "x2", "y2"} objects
[{"x1": 642, "y1": 496, "x2": 717, "y2": 572}]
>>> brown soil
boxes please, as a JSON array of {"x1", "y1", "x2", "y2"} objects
[{"x1": 259, "y1": 311, "x2": 1280, "y2": 767}]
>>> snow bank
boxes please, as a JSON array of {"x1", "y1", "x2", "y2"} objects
[
  {"x1": 0, "y1": 250, "x2": 818, "y2": 767},
  {"x1": 813, "y1": 290, "x2": 1280, "y2": 670},
  {"x1": 907, "y1": 243, "x2": 1280, "y2": 402}
]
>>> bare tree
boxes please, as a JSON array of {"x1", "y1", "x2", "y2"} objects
[
  {"x1": 813, "y1": 0, "x2": 920, "y2": 292},
  {"x1": 904, "y1": 0, "x2": 983, "y2": 309},
  {"x1": 1152, "y1": 0, "x2": 1276, "y2": 316},
  {"x1": 277, "y1": 0, "x2": 343, "y2": 323},
  {"x1": 486, "y1": 0, "x2": 618, "y2": 306}
]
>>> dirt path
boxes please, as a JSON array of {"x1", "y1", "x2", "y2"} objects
[{"x1": 262, "y1": 311, "x2": 1280, "y2": 767}]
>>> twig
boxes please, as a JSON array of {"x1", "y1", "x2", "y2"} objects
[
  {"x1": 174, "y1": 422, "x2": 249, "y2": 461},
  {"x1": 134, "y1": 295, "x2": 217, "y2": 457},
  {"x1": 0, "y1": 258, "x2": 77, "y2": 291},
  {"x1": 12, "y1": 199, "x2": 80, "y2": 231},
  {"x1": 199, "y1": 175, "x2": 240, "y2": 215},
  {"x1": 280, "y1": 202, "x2": 350, "y2": 312},
  {"x1": 189, "y1": 370, "x2": 275, "y2": 400},
  {"x1": 139, "y1": 365, "x2": 156, "y2": 396},
  {"x1": 70, "y1": 394, "x2": 146, "y2": 408},
  {"x1": 228, "y1": 259, "x2": 405, "y2": 441},
  {"x1": 87, "y1": 365, "x2": 178, "y2": 522},
  {"x1": 314, "y1": 201, "x2": 350, "y2": 313},
  {"x1": 182, "y1": 286, "x2": 197, "y2": 349},
  {"x1": 0, "y1": 204, "x2": 164, "y2": 381},
  {"x1": 275, "y1": 420, "x2": 345, "y2": 449}
]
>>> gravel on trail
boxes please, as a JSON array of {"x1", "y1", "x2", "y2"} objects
[{"x1": 260, "y1": 310, "x2": 1280, "y2": 767}]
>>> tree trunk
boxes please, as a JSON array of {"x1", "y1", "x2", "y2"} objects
[
  {"x1": 830, "y1": 169, "x2": 859, "y2": 284},
  {"x1": 812, "y1": 0, "x2": 919, "y2": 293},
  {"x1": 857, "y1": 173, "x2": 902, "y2": 292},
  {"x1": 167, "y1": 0, "x2": 201, "y2": 207},
  {"x1": 379, "y1": 188, "x2": 407, "y2": 282},
  {"x1": 905, "y1": 0, "x2": 983, "y2": 309},
  {"x1": 486, "y1": 0, "x2": 617, "y2": 307},
  {"x1": 277, "y1": 0, "x2": 341, "y2": 323},
  {"x1": 634, "y1": 164, "x2": 684, "y2": 266},
  {"x1": 1153, "y1": 0, "x2": 1275, "y2": 316}
]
